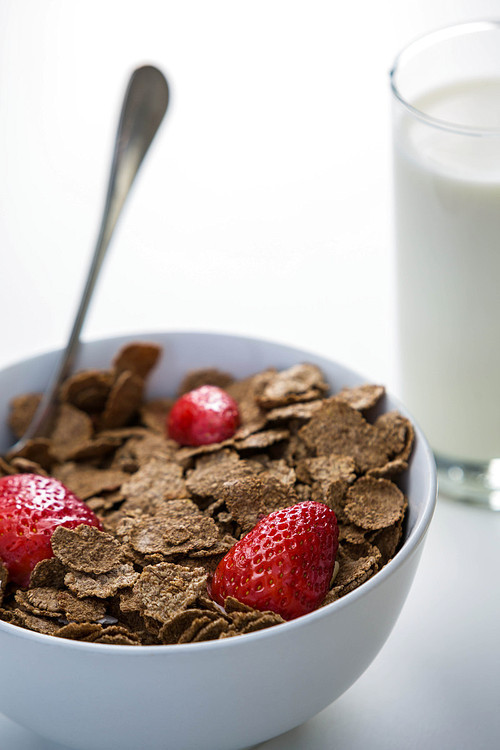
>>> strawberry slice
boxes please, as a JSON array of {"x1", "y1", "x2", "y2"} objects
[
  {"x1": 0, "y1": 473, "x2": 102, "y2": 587},
  {"x1": 167, "y1": 385, "x2": 240, "y2": 446},
  {"x1": 209, "y1": 501, "x2": 339, "y2": 620}
]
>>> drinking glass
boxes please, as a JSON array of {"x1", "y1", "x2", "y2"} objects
[{"x1": 391, "y1": 21, "x2": 500, "y2": 509}]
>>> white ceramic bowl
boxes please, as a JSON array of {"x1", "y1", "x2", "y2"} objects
[{"x1": 0, "y1": 331, "x2": 437, "y2": 750}]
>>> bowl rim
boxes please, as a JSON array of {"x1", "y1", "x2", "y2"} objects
[{"x1": 0, "y1": 330, "x2": 437, "y2": 654}]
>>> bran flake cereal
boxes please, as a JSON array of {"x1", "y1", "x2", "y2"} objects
[
  {"x1": 0, "y1": 341, "x2": 414, "y2": 645},
  {"x1": 0, "y1": 562, "x2": 8, "y2": 607}
]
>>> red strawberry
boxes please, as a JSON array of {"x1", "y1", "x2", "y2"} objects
[
  {"x1": 0, "y1": 473, "x2": 102, "y2": 587},
  {"x1": 167, "y1": 385, "x2": 240, "y2": 446},
  {"x1": 209, "y1": 501, "x2": 339, "y2": 620}
]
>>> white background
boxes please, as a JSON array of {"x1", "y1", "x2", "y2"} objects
[
  {"x1": 0, "y1": 0, "x2": 498, "y2": 393},
  {"x1": 1, "y1": 2, "x2": 500, "y2": 750}
]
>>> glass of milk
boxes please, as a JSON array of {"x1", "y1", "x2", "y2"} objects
[{"x1": 391, "y1": 21, "x2": 500, "y2": 509}]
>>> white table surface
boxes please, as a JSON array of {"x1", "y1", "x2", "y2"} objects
[{"x1": 1, "y1": 2, "x2": 499, "y2": 748}]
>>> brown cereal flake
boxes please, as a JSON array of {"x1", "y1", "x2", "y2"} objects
[
  {"x1": 226, "y1": 369, "x2": 276, "y2": 437},
  {"x1": 64, "y1": 436, "x2": 124, "y2": 462},
  {"x1": 118, "y1": 587, "x2": 142, "y2": 615},
  {"x1": 237, "y1": 612, "x2": 285, "y2": 634},
  {"x1": 129, "y1": 432, "x2": 176, "y2": 462},
  {"x1": 159, "y1": 608, "x2": 223, "y2": 644},
  {"x1": 309, "y1": 477, "x2": 345, "y2": 509},
  {"x1": 177, "y1": 615, "x2": 216, "y2": 643},
  {"x1": 369, "y1": 521, "x2": 404, "y2": 565},
  {"x1": 59, "y1": 370, "x2": 114, "y2": 413},
  {"x1": 81, "y1": 623, "x2": 137, "y2": 645},
  {"x1": 334, "y1": 384, "x2": 385, "y2": 412},
  {"x1": 119, "y1": 458, "x2": 188, "y2": 512},
  {"x1": 175, "y1": 440, "x2": 235, "y2": 465},
  {"x1": 185, "y1": 450, "x2": 261, "y2": 499},
  {"x1": 50, "y1": 403, "x2": 94, "y2": 460},
  {"x1": 195, "y1": 594, "x2": 224, "y2": 614},
  {"x1": 265, "y1": 399, "x2": 324, "y2": 423},
  {"x1": 51, "y1": 525, "x2": 124, "y2": 575},
  {"x1": 133, "y1": 562, "x2": 208, "y2": 623},
  {"x1": 57, "y1": 591, "x2": 107, "y2": 622},
  {"x1": 15, "y1": 587, "x2": 63, "y2": 618},
  {"x1": 294, "y1": 483, "x2": 313, "y2": 503},
  {"x1": 281, "y1": 433, "x2": 310, "y2": 467},
  {"x1": 189, "y1": 533, "x2": 236, "y2": 558},
  {"x1": 295, "y1": 454, "x2": 357, "y2": 486},
  {"x1": 221, "y1": 473, "x2": 298, "y2": 534},
  {"x1": 367, "y1": 457, "x2": 409, "y2": 480},
  {"x1": 55, "y1": 622, "x2": 103, "y2": 641},
  {"x1": 113, "y1": 342, "x2": 162, "y2": 380},
  {"x1": 100, "y1": 370, "x2": 144, "y2": 429},
  {"x1": 86, "y1": 491, "x2": 124, "y2": 513},
  {"x1": 14, "y1": 611, "x2": 61, "y2": 636},
  {"x1": 374, "y1": 411, "x2": 414, "y2": 463},
  {"x1": 163, "y1": 610, "x2": 228, "y2": 644},
  {"x1": 64, "y1": 564, "x2": 139, "y2": 599},
  {"x1": 99, "y1": 426, "x2": 152, "y2": 440},
  {"x1": 295, "y1": 454, "x2": 357, "y2": 515},
  {"x1": 322, "y1": 545, "x2": 380, "y2": 604},
  {"x1": 341, "y1": 539, "x2": 382, "y2": 563},
  {"x1": 90, "y1": 629, "x2": 140, "y2": 645},
  {"x1": 7, "y1": 438, "x2": 56, "y2": 470},
  {"x1": 257, "y1": 363, "x2": 329, "y2": 409},
  {"x1": 0, "y1": 562, "x2": 8, "y2": 607},
  {"x1": 126, "y1": 499, "x2": 220, "y2": 557},
  {"x1": 223, "y1": 595, "x2": 256, "y2": 614},
  {"x1": 0, "y1": 608, "x2": 18, "y2": 625},
  {"x1": 140, "y1": 398, "x2": 174, "y2": 434},
  {"x1": 222, "y1": 605, "x2": 285, "y2": 637},
  {"x1": 8, "y1": 393, "x2": 41, "y2": 439},
  {"x1": 8, "y1": 457, "x2": 48, "y2": 476},
  {"x1": 299, "y1": 399, "x2": 395, "y2": 473},
  {"x1": 235, "y1": 428, "x2": 289, "y2": 452},
  {"x1": 251, "y1": 456, "x2": 296, "y2": 487},
  {"x1": 339, "y1": 523, "x2": 368, "y2": 545},
  {"x1": 0, "y1": 456, "x2": 16, "y2": 476},
  {"x1": 192, "y1": 617, "x2": 229, "y2": 641},
  {"x1": 174, "y1": 549, "x2": 230, "y2": 576},
  {"x1": 111, "y1": 432, "x2": 175, "y2": 473},
  {"x1": 344, "y1": 476, "x2": 406, "y2": 531},
  {"x1": 52, "y1": 463, "x2": 128, "y2": 500},
  {"x1": 29, "y1": 557, "x2": 66, "y2": 590}
]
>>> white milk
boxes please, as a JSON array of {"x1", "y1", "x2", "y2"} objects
[{"x1": 394, "y1": 79, "x2": 500, "y2": 463}]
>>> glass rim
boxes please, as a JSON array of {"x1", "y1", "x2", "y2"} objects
[{"x1": 390, "y1": 19, "x2": 500, "y2": 137}]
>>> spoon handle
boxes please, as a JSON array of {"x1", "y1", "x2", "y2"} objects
[{"x1": 13, "y1": 65, "x2": 169, "y2": 450}]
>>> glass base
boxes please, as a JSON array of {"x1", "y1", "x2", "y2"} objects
[{"x1": 436, "y1": 453, "x2": 500, "y2": 510}]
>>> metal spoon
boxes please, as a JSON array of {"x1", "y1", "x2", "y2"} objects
[{"x1": 10, "y1": 64, "x2": 169, "y2": 453}]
